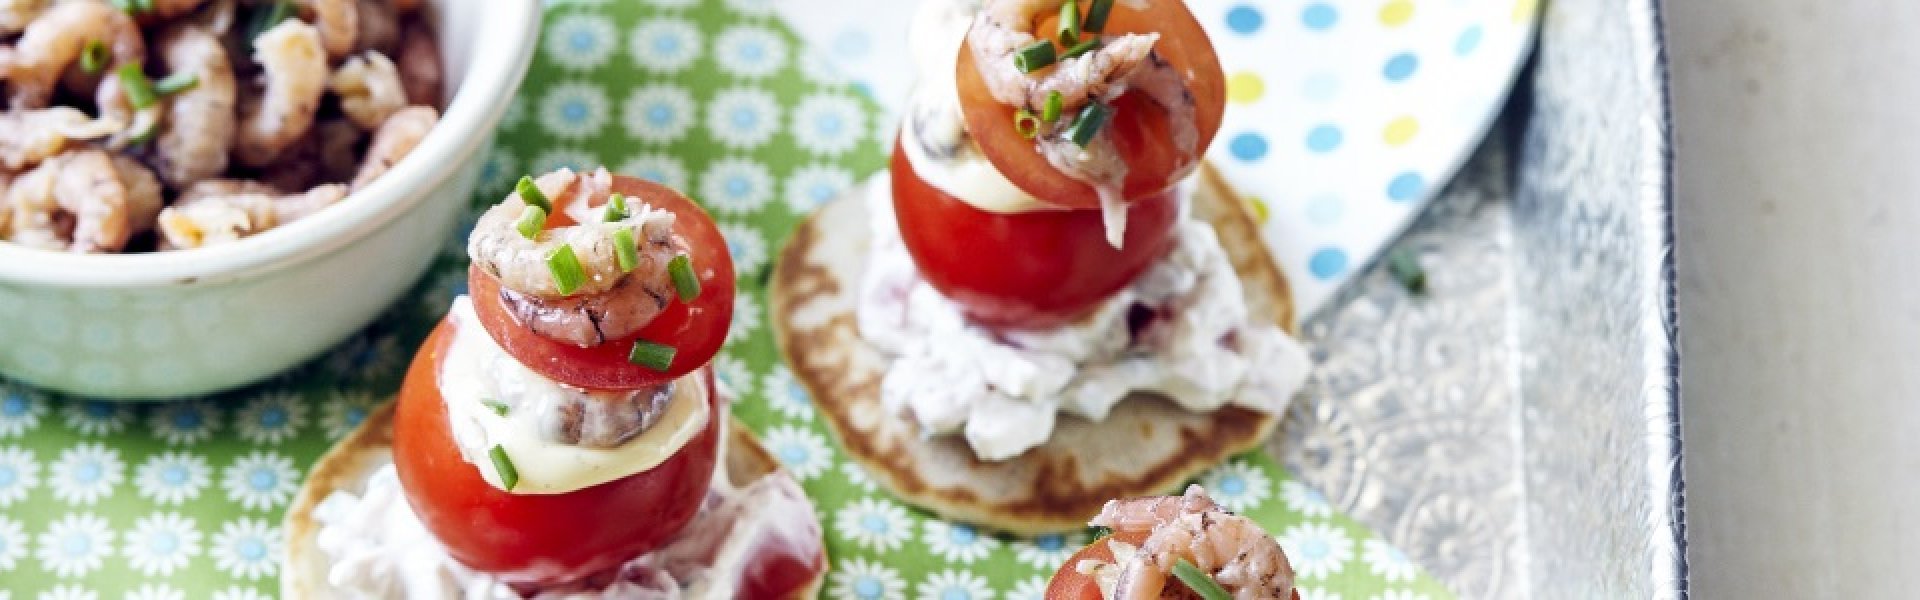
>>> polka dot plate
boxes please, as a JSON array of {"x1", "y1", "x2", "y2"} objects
[{"x1": 776, "y1": 0, "x2": 1539, "y2": 316}]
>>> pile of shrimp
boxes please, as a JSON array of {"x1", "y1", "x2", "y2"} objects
[
  {"x1": 1084, "y1": 486, "x2": 1298, "y2": 600},
  {"x1": 0, "y1": 0, "x2": 443, "y2": 253}
]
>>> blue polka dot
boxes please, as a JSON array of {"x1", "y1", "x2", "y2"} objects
[
  {"x1": 1226, "y1": 5, "x2": 1263, "y2": 34},
  {"x1": 1302, "y1": 72, "x2": 1340, "y2": 102},
  {"x1": 1301, "y1": 3, "x2": 1338, "y2": 30},
  {"x1": 1383, "y1": 53, "x2": 1419, "y2": 82},
  {"x1": 1229, "y1": 133, "x2": 1268, "y2": 162},
  {"x1": 1309, "y1": 248, "x2": 1349, "y2": 280},
  {"x1": 1305, "y1": 125, "x2": 1342, "y2": 153},
  {"x1": 1456, "y1": 25, "x2": 1484, "y2": 56},
  {"x1": 1388, "y1": 172, "x2": 1426, "y2": 202},
  {"x1": 1307, "y1": 195, "x2": 1344, "y2": 225}
]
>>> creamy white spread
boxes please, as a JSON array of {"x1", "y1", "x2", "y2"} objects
[
  {"x1": 313, "y1": 417, "x2": 824, "y2": 599},
  {"x1": 900, "y1": 0, "x2": 1052, "y2": 215},
  {"x1": 436, "y1": 297, "x2": 708, "y2": 494},
  {"x1": 857, "y1": 179, "x2": 1311, "y2": 461}
]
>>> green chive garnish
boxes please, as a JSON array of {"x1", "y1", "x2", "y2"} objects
[
  {"x1": 669, "y1": 254, "x2": 700, "y2": 302},
  {"x1": 628, "y1": 340, "x2": 676, "y2": 372},
  {"x1": 482, "y1": 399, "x2": 510, "y2": 417},
  {"x1": 603, "y1": 192, "x2": 628, "y2": 222},
  {"x1": 1041, "y1": 90, "x2": 1064, "y2": 123},
  {"x1": 613, "y1": 228, "x2": 639, "y2": 273},
  {"x1": 110, "y1": 0, "x2": 135, "y2": 12},
  {"x1": 1013, "y1": 40, "x2": 1056, "y2": 74},
  {"x1": 515, "y1": 205, "x2": 546, "y2": 240},
  {"x1": 133, "y1": 0, "x2": 153, "y2": 11},
  {"x1": 488, "y1": 445, "x2": 519, "y2": 491},
  {"x1": 248, "y1": 1, "x2": 295, "y2": 43},
  {"x1": 155, "y1": 72, "x2": 199, "y2": 96},
  {"x1": 1171, "y1": 559, "x2": 1231, "y2": 600},
  {"x1": 118, "y1": 62, "x2": 157, "y2": 110},
  {"x1": 1388, "y1": 247, "x2": 1427, "y2": 294},
  {"x1": 547, "y1": 244, "x2": 586, "y2": 295},
  {"x1": 1062, "y1": 37, "x2": 1101, "y2": 61},
  {"x1": 516, "y1": 175, "x2": 552, "y2": 213},
  {"x1": 1066, "y1": 101, "x2": 1110, "y2": 147},
  {"x1": 1058, "y1": 0, "x2": 1082, "y2": 45},
  {"x1": 1083, "y1": 0, "x2": 1115, "y2": 32},
  {"x1": 79, "y1": 41, "x2": 108, "y2": 75},
  {"x1": 1014, "y1": 108, "x2": 1041, "y2": 139}
]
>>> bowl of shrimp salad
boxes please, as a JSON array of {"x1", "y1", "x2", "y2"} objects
[{"x1": 0, "y1": 0, "x2": 539, "y2": 399}]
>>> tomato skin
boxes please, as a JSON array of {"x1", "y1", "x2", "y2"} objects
[
  {"x1": 470, "y1": 175, "x2": 735, "y2": 391},
  {"x1": 891, "y1": 139, "x2": 1177, "y2": 329},
  {"x1": 392, "y1": 321, "x2": 722, "y2": 584},
  {"x1": 957, "y1": 0, "x2": 1226, "y2": 209},
  {"x1": 1045, "y1": 533, "x2": 1146, "y2": 600},
  {"x1": 739, "y1": 538, "x2": 827, "y2": 598}
]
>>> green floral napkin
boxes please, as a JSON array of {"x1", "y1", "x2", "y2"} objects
[{"x1": 0, "y1": 1, "x2": 1452, "y2": 598}]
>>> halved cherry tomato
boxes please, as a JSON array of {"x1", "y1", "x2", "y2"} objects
[
  {"x1": 738, "y1": 538, "x2": 828, "y2": 599},
  {"x1": 1043, "y1": 532, "x2": 1145, "y2": 600},
  {"x1": 393, "y1": 320, "x2": 721, "y2": 584},
  {"x1": 957, "y1": 0, "x2": 1226, "y2": 209},
  {"x1": 470, "y1": 175, "x2": 735, "y2": 390},
  {"x1": 892, "y1": 139, "x2": 1177, "y2": 329}
]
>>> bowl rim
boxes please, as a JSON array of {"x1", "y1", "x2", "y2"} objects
[{"x1": 0, "y1": 0, "x2": 541, "y2": 289}]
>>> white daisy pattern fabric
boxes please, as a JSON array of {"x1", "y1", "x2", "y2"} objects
[{"x1": 0, "y1": 2, "x2": 1453, "y2": 598}]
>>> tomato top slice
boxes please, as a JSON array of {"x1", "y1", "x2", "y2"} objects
[
  {"x1": 1044, "y1": 532, "x2": 1145, "y2": 600},
  {"x1": 957, "y1": 0, "x2": 1226, "y2": 209},
  {"x1": 470, "y1": 175, "x2": 736, "y2": 390}
]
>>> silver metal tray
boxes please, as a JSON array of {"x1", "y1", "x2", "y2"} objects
[{"x1": 1271, "y1": 0, "x2": 1685, "y2": 596}]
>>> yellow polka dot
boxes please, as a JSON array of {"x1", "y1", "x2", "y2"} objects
[
  {"x1": 1227, "y1": 71, "x2": 1266, "y2": 105},
  {"x1": 1383, "y1": 116, "x2": 1420, "y2": 146},
  {"x1": 1513, "y1": 0, "x2": 1538, "y2": 23},
  {"x1": 1379, "y1": 0, "x2": 1414, "y2": 27},
  {"x1": 1246, "y1": 196, "x2": 1270, "y2": 224}
]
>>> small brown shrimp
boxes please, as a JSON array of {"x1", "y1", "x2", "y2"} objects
[
  {"x1": 0, "y1": 107, "x2": 122, "y2": 171},
  {"x1": 157, "y1": 179, "x2": 346, "y2": 248},
  {"x1": 138, "y1": 0, "x2": 212, "y2": 22},
  {"x1": 1, "y1": 0, "x2": 146, "y2": 109},
  {"x1": 354, "y1": 0, "x2": 399, "y2": 55},
  {"x1": 3, "y1": 150, "x2": 134, "y2": 253},
  {"x1": 538, "y1": 382, "x2": 677, "y2": 448},
  {"x1": 0, "y1": 0, "x2": 49, "y2": 35},
  {"x1": 328, "y1": 50, "x2": 405, "y2": 129},
  {"x1": 235, "y1": 18, "x2": 327, "y2": 168},
  {"x1": 110, "y1": 154, "x2": 162, "y2": 235},
  {"x1": 150, "y1": 25, "x2": 238, "y2": 189},
  {"x1": 0, "y1": 170, "x2": 15, "y2": 235},
  {"x1": 1088, "y1": 486, "x2": 1297, "y2": 600},
  {"x1": 468, "y1": 168, "x2": 686, "y2": 348},
  {"x1": 297, "y1": 0, "x2": 358, "y2": 60},
  {"x1": 93, "y1": 71, "x2": 163, "y2": 151},
  {"x1": 395, "y1": 16, "x2": 442, "y2": 107},
  {"x1": 189, "y1": 0, "x2": 238, "y2": 36},
  {"x1": 349, "y1": 104, "x2": 434, "y2": 191}
]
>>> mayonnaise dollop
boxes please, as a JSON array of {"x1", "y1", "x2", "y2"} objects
[
  {"x1": 856, "y1": 177, "x2": 1311, "y2": 461},
  {"x1": 898, "y1": 0, "x2": 1052, "y2": 215}
]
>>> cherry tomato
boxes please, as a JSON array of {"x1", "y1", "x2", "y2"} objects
[
  {"x1": 393, "y1": 320, "x2": 722, "y2": 584},
  {"x1": 470, "y1": 175, "x2": 735, "y2": 390},
  {"x1": 957, "y1": 0, "x2": 1225, "y2": 209},
  {"x1": 891, "y1": 139, "x2": 1177, "y2": 329},
  {"x1": 1044, "y1": 533, "x2": 1144, "y2": 600},
  {"x1": 738, "y1": 538, "x2": 828, "y2": 599}
]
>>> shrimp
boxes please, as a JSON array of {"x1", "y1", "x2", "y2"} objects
[
  {"x1": 328, "y1": 50, "x2": 405, "y2": 129},
  {"x1": 93, "y1": 71, "x2": 163, "y2": 151},
  {"x1": 189, "y1": 0, "x2": 238, "y2": 36},
  {"x1": 0, "y1": 107, "x2": 122, "y2": 171},
  {"x1": 298, "y1": 0, "x2": 358, "y2": 60},
  {"x1": 139, "y1": 0, "x2": 211, "y2": 21},
  {"x1": 156, "y1": 179, "x2": 346, "y2": 248},
  {"x1": 468, "y1": 168, "x2": 686, "y2": 348},
  {"x1": 111, "y1": 154, "x2": 162, "y2": 235},
  {"x1": 0, "y1": 0, "x2": 49, "y2": 35},
  {"x1": 536, "y1": 382, "x2": 677, "y2": 448},
  {"x1": 0, "y1": 0, "x2": 146, "y2": 109},
  {"x1": 0, "y1": 170, "x2": 15, "y2": 235},
  {"x1": 3, "y1": 149, "x2": 134, "y2": 253},
  {"x1": 235, "y1": 19, "x2": 327, "y2": 168},
  {"x1": 150, "y1": 25, "x2": 238, "y2": 189},
  {"x1": 1088, "y1": 486, "x2": 1297, "y2": 600},
  {"x1": 354, "y1": 0, "x2": 399, "y2": 55},
  {"x1": 394, "y1": 17, "x2": 442, "y2": 107},
  {"x1": 349, "y1": 104, "x2": 434, "y2": 191}
]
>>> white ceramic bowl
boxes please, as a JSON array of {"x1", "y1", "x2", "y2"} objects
[{"x1": 0, "y1": 0, "x2": 540, "y2": 399}]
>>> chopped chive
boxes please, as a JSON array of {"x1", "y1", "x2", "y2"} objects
[
  {"x1": 1066, "y1": 101, "x2": 1110, "y2": 147},
  {"x1": 118, "y1": 62, "x2": 157, "y2": 110},
  {"x1": 79, "y1": 41, "x2": 108, "y2": 75},
  {"x1": 547, "y1": 244, "x2": 586, "y2": 295},
  {"x1": 668, "y1": 254, "x2": 700, "y2": 302},
  {"x1": 514, "y1": 205, "x2": 547, "y2": 240},
  {"x1": 628, "y1": 339, "x2": 677, "y2": 372},
  {"x1": 1013, "y1": 39, "x2": 1056, "y2": 74},
  {"x1": 155, "y1": 72, "x2": 199, "y2": 96},
  {"x1": 248, "y1": 1, "x2": 295, "y2": 43},
  {"x1": 1061, "y1": 37, "x2": 1101, "y2": 60},
  {"x1": 1041, "y1": 90, "x2": 1064, "y2": 123},
  {"x1": 481, "y1": 399, "x2": 510, "y2": 417},
  {"x1": 1171, "y1": 559, "x2": 1231, "y2": 600},
  {"x1": 133, "y1": 0, "x2": 152, "y2": 11},
  {"x1": 515, "y1": 175, "x2": 552, "y2": 213},
  {"x1": 1387, "y1": 247, "x2": 1427, "y2": 294},
  {"x1": 1058, "y1": 0, "x2": 1082, "y2": 45},
  {"x1": 488, "y1": 445, "x2": 519, "y2": 491},
  {"x1": 109, "y1": 0, "x2": 135, "y2": 12},
  {"x1": 1014, "y1": 108, "x2": 1041, "y2": 139},
  {"x1": 1083, "y1": 0, "x2": 1115, "y2": 32},
  {"x1": 603, "y1": 192, "x2": 628, "y2": 222},
  {"x1": 127, "y1": 118, "x2": 158, "y2": 146},
  {"x1": 613, "y1": 228, "x2": 639, "y2": 273}
]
